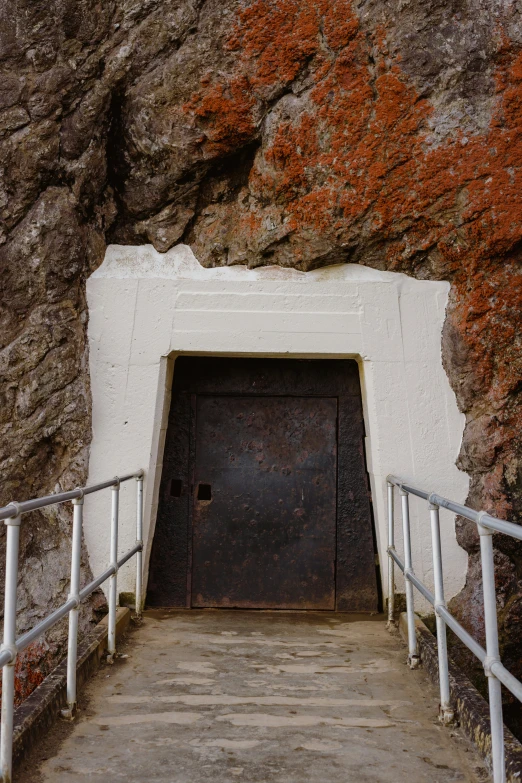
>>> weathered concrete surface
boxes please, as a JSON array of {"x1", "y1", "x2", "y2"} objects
[
  {"x1": 12, "y1": 608, "x2": 130, "y2": 767},
  {"x1": 22, "y1": 611, "x2": 489, "y2": 782}
]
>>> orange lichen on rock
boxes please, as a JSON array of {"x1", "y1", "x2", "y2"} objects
[
  {"x1": 185, "y1": 1, "x2": 522, "y2": 281},
  {"x1": 13, "y1": 642, "x2": 50, "y2": 705},
  {"x1": 0, "y1": 641, "x2": 52, "y2": 707},
  {"x1": 227, "y1": 0, "x2": 322, "y2": 88},
  {"x1": 184, "y1": 76, "x2": 256, "y2": 156}
]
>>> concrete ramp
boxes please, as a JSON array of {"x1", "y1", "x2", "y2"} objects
[{"x1": 21, "y1": 612, "x2": 488, "y2": 782}]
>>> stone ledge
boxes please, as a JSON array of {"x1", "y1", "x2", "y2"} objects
[
  {"x1": 12, "y1": 607, "x2": 131, "y2": 767},
  {"x1": 399, "y1": 612, "x2": 522, "y2": 782}
]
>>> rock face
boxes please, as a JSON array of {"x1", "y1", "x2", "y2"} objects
[{"x1": 1, "y1": 0, "x2": 522, "y2": 726}]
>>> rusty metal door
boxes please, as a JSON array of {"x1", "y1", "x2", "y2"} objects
[
  {"x1": 191, "y1": 395, "x2": 337, "y2": 609},
  {"x1": 147, "y1": 357, "x2": 379, "y2": 612}
]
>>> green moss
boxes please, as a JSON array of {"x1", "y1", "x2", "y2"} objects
[{"x1": 119, "y1": 592, "x2": 136, "y2": 608}]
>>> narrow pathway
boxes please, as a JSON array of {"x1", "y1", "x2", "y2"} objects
[{"x1": 26, "y1": 612, "x2": 488, "y2": 782}]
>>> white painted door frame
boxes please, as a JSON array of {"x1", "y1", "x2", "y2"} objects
[{"x1": 85, "y1": 243, "x2": 468, "y2": 609}]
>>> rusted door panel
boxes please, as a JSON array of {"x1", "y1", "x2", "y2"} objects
[{"x1": 191, "y1": 396, "x2": 337, "y2": 610}]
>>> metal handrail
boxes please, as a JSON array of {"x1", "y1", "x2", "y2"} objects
[
  {"x1": 0, "y1": 472, "x2": 142, "y2": 523},
  {"x1": 0, "y1": 470, "x2": 145, "y2": 782},
  {"x1": 387, "y1": 474, "x2": 522, "y2": 783}
]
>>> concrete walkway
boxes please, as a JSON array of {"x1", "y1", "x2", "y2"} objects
[{"x1": 25, "y1": 611, "x2": 488, "y2": 782}]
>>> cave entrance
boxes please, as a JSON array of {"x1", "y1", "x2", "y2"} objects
[{"x1": 146, "y1": 357, "x2": 378, "y2": 612}]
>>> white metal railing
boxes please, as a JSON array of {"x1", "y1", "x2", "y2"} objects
[
  {"x1": 387, "y1": 474, "x2": 522, "y2": 783},
  {"x1": 0, "y1": 470, "x2": 144, "y2": 783}
]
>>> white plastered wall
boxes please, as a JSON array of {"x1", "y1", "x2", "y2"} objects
[{"x1": 85, "y1": 243, "x2": 469, "y2": 610}]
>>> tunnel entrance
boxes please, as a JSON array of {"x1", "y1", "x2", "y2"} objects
[{"x1": 146, "y1": 357, "x2": 378, "y2": 612}]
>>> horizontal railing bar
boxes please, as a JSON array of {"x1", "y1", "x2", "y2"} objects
[
  {"x1": 388, "y1": 546, "x2": 405, "y2": 571},
  {"x1": 398, "y1": 484, "x2": 430, "y2": 501},
  {"x1": 0, "y1": 490, "x2": 83, "y2": 521},
  {"x1": 387, "y1": 475, "x2": 430, "y2": 501},
  {"x1": 387, "y1": 476, "x2": 478, "y2": 520},
  {"x1": 388, "y1": 546, "x2": 487, "y2": 663},
  {"x1": 79, "y1": 566, "x2": 115, "y2": 602},
  {"x1": 83, "y1": 472, "x2": 142, "y2": 496},
  {"x1": 15, "y1": 543, "x2": 142, "y2": 655},
  {"x1": 77, "y1": 543, "x2": 142, "y2": 602},
  {"x1": 479, "y1": 515, "x2": 522, "y2": 541},
  {"x1": 0, "y1": 470, "x2": 144, "y2": 522},
  {"x1": 16, "y1": 597, "x2": 77, "y2": 654},
  {"x1": 388, "y1": 548, "x2": 435, "y2": 604},
  {"x1": 408, "y1": 572, "x2": 435, "y2": 605},
  {"x1": 117, "y1": 543, "x2": 142, "y2": 569},
  {"x1": 436, "y1": 606, "x2": 486, "y2": 663},
  {"x1": 387, "y1": 476, "x2": 522, "y2": 539},
  {"x1": 491, "y1": 661, "x2": 522, "y2": 702},
  {"x1": 429, "y1": 493, "x2": 480, "y2": 523}
]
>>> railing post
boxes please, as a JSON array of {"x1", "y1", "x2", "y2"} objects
[
  {"x1": 1, "y1": 509, "x2": 21, "y2": 783},
  {"x1": 135, "y1": 472, "x2": 144, "y2": 618},
  {"x1": 62, "y1": 493, "x2": 84, "y2": 719},
  {"x1": 428, "y1": 500, "x2": 454, "y2": 724},
  {"x1": 478, "y1": 518, "x2": 505, "y2": 783},
  {"x1": 386, "y1": 481, "x2": 395, "y2": 629},
  {"x1": 107, "y1": 480, "x2": 120, "y2": 663},
  {"x1": 400, "y1": 488, "x2": 419, "y2": 668}
]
